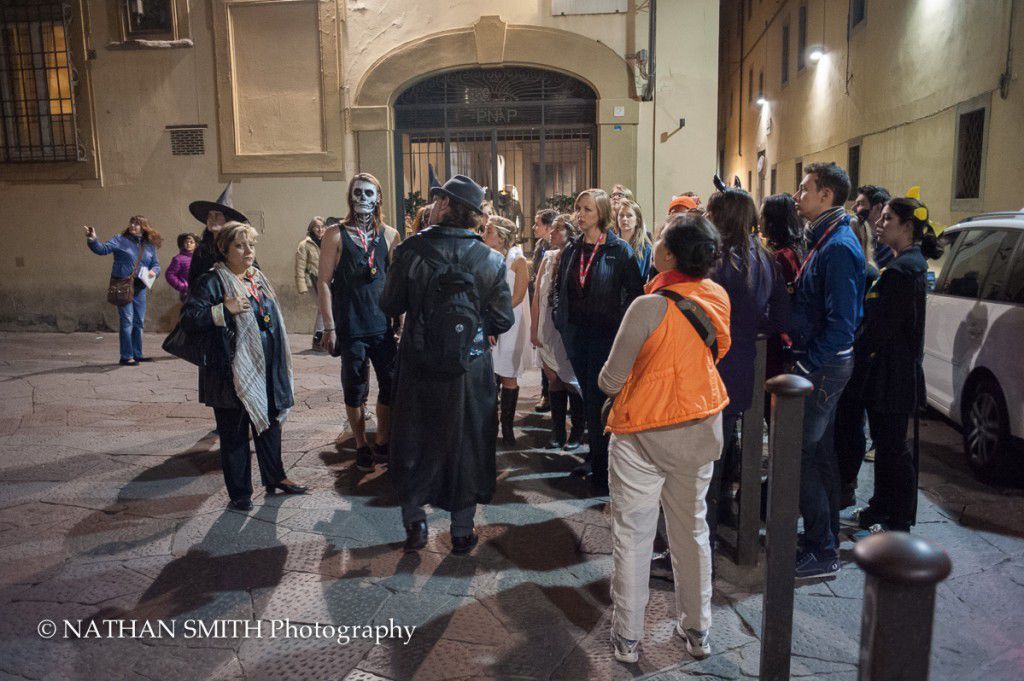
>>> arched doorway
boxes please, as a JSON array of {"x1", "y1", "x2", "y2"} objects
[{"x1": 394, "y1": 67, "x2": 598, "y2": 238}]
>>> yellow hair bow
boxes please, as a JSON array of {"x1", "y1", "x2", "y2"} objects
[
  {"x1": 906, "y1": 186, "x2": 922, "y2": 200},
  {"x1": 905, "y1": 186, "x2": 928, "y2": 221},
  {"x1": 914, "y1": 206, "x2": 929, "y2": 221}
]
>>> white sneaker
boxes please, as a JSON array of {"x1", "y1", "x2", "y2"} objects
[
  {"x1": 610, "y1": 630, "x2": 639, "y2": 663},
  {"x1": 676, "y1": 623, "x2": 710, "y2": 659}
]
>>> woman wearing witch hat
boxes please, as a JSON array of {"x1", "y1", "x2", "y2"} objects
[{"x1": 188, "y1": 183, "x2": 250, "y2": 289}]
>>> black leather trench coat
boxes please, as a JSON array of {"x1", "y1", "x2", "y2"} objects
[
  {"x1": 381, "y1": 225, "x2": 514, "y2": 512},
  {"x1": 848, "y1": 245, "x2": 929, "y2": 414},
  {"x1": 182, "y1": 271, "x2": 294, "y2": 412}
]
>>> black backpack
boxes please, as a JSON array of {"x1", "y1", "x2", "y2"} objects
[{"x1": 410, "y1": 240, "x2": 492, "y2": 376}]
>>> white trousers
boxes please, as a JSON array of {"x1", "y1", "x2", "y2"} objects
[
  {"x1": 310, "y1": 288, "x2": 325, "y2": 334},
  {"x1": 609, "y1": 412, "x2": 722, "y2": 640}
]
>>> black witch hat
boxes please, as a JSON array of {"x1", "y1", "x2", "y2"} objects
[
  {"x1": 188, "y1": 182, "x2": 248, "y2": 224},
  {"x1": 428, "y1": 163, "x2": 442, "y2": 192}
]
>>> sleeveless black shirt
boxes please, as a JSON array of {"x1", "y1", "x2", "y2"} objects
[{"x1": 329, "y1": 223, "x2": 390, "y2": 339}]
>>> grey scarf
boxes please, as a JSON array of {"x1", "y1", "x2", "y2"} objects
[{"x1": 213, "y1": 263, "x2": 294, "y2": 433}]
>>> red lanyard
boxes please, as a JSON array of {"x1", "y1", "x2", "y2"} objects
[
  {"x1": 243, "y1": 272, "x2": 261, "y2": 302},
  {"x1": 578, "y1": 233, "x2": 606, "y2": 288},
  {"x1": 356, "y1": 227, "x2": 379, "y2": 271},
  {"x1": 795, "y1": 212, "x2": 845, "y2": 282}
]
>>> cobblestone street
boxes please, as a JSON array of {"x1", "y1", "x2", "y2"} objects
[{"x1": 0, "y1": 331, "x2": 1022, "y2": 680}]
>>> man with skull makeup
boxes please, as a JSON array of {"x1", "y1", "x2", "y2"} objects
[{"x1": 317, "y1": 173, "x2": 401, "y2": 471}]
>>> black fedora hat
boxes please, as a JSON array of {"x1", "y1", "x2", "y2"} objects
[
  {"x1": 430, "y1": 174, "x2": 486, "y2": 215},
  {"x1": 189, "y1": 182, "x2": 248, "y2": 225}
]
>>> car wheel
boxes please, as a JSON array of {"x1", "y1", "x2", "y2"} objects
[{"x1": 963, "y1": 377, "x2": 1011, "y2": 479}]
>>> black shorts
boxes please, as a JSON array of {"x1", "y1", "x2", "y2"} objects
[{"x1": 340, "y1": 333, "x2": 397, "y2": 408}]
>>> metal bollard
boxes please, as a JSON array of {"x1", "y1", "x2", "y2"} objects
[
  {"x1": 854, "y1": 532, "x2": 952, "y2": 681},
  {"x1": 759, "y1": 373, "x2": 813, "y2": 681},
  {"x1": 736, "y1": 336, "x2": 767, "y2": 566}
]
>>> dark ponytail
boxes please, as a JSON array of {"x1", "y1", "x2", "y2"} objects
[{"x1": 886, "y1": 197, "x2": 944, "y2": 260}]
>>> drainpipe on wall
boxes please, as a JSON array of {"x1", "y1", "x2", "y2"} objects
[{"x1": 999, "y1": 0, "x2": 1017, "y2": 100}]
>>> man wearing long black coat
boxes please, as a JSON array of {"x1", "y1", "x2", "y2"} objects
[{"x1": 381, "y1": 175, "x2": 514, "y2": 556}]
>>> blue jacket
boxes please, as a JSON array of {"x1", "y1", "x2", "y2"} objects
[
  {"x1": 634, "y1": 241, "x2": 653, "y2": 282},
  {"x1": 88, "y1": 234, "x2": 160, "y2": 279},
  {"x1": 791, "y1": 209, "x2": 865, "y2": 375},
  {"x1": 711, "y1": 235, "x2": 791, "y2": 414}
]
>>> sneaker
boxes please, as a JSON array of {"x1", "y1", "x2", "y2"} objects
[
  {"x1": 675, "y1": 624, "x2": 710, "y2": 659},
  {"x1": 355, "y1": 446, "x2": 374, "y2": 472},
  {"x1": 795, "y1": 551, "x2": 840, "y2": 580},
  {"x1": 850, "y1": 523, "x2": 887, "y2": 542},
  {"x1": 841, "y1": 506, "x2": 889, "y2": 530},
  {"x1": 610, "y1": 630, "x2": 639, "y2": 663},
  {"x1": 649, "y1": 552, "x2": 674, "y2": 581}
]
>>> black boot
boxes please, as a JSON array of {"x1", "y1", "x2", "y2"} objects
[
  {"x1": 500, "y1": 387, "x2": 519, "y2": 445},
  {"x1": 547, "y1": 390, "x2": 568, "y2": 449},
  {"x1": 564, "y1": 391, "x2": 585, "y2": 451}
]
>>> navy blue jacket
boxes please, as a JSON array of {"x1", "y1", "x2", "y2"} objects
[
  {"x1": 791, "y1": 208, "x2": 865, "y2": 375},
  {"x1": 711, "y1": 235, "x2": 791, "y2": 414},
  {"x1": 554, "y1": 230, "x2": 645, "y2": 338},
  {"x1": 88, "y1": 234, "x2": 159, "y2": 279}
]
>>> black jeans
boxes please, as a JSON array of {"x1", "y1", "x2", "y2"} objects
[
  {"x1": 866, "y1": 411, "x2": 916, "y2": 530},
  {"x1": 214, "y1": 407, "x2": 286, "y2": 502},
  {"x1": 401, "y1": 503, "x2": 476, "y2": 538},
  {"x1": 835, "y1": 378, "x2": 868, "y2": 492},
  {"x1": 563, "y1": 326, "x2": 616, "y2": 487},
  {"x1": 706, "y1": 412, "x2": 741, "y2": 543}
]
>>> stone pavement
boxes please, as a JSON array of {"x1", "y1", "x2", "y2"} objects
[{"x1": 0, "y1": 331, "x2": 1022, "y2": 681}]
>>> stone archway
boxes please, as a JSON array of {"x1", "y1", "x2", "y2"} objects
[{"x1": 349, "y1": 16, "x2": 638, "y2": 219}]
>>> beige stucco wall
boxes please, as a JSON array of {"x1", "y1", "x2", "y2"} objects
[
  {"x1": 0, "y1": 0, "x2": 719, "y2": 334},
  {"x1": 719, "y1": 0, "x2": 1023, "y2": 227}
]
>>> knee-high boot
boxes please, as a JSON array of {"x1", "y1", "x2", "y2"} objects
[
  {"x1": 547, "y1": 390, "x2": 568, "y2": 449},
  {"x1": 500, "y1": 387, "x2": 519, "y2": 445},
  {"x1": 565, "y1": 390, "x2": 585, "y2": 451}
]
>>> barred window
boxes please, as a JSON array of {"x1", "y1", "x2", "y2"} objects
[
  {"x1": 0, "y1": 0, "x2": 80, "y2": 163},
  {"x1": 848, "y1": 144, "x2": 861, "y2": 194},
  {"x1": 124, "y1": 0, "x2": 173, "y2": 38},
  {"x1": 955, "y1": 108, "x2": 985, "y2": 200},
  {"x1": 797, "y1": 4, "x2": 808, "y2": 71},
  {"x1": 781, "y1": 23, "x2": 790, "y2": 85}
]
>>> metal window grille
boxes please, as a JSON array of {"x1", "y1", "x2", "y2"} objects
[
  {"x1": 955, "y1": 108, "x2": 985, "y2": 199},
  {"x1": 168, "y1": 126, "x2": 204, "y2": 155},
  {"x1": 781, "y1": 24, "x2": 790, "y2": 84},
  {"x1": 848, "y1": 144, "x2": 861, "y2": 194},
  {"x1": 123, "y1": 0, "x2": 173, "y2": 39},
  {"x1": 797, "y1": 5, "x2": 807, "y2": 71},
  {"x1": 0, "y1": 0, "x2": 81, "y2": 163}
]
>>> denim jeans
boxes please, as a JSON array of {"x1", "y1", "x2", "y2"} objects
[
  {"x1": 798, "y1": 355, "x2": 854, "y2": 556},
  {"x1": 117, "y1": 287, "x2": 147, "y2": 360},
  {"x1": 562, "y1": 325, "x2": 616, "y2": 486}
]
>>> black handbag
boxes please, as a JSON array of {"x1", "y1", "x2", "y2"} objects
[
  {"x1": 162, "y1": 319, "x2": 209, "y2": 366},
  {"x1": 107, "y1": 241, "x2": 144, "y2": 306}
]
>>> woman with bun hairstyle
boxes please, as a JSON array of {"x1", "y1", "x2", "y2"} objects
[
  {"x1": 599, "y1": 212, "x2": 731, "y2": 663},
  {"x1": 843, "y1": 190, "x2": 942, "y2": 533}
]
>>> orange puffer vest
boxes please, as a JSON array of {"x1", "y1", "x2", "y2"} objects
[{"x1": 606, "y1": 279, "x2": 732, "y2": 434}]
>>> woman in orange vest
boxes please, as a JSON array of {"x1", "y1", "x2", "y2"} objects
[{"x1": 599, "y1": 212, "x2": 732, "y2": 664}]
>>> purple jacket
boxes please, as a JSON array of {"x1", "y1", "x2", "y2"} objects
[
  {"x1": 165, "y1": 250, "x2": 192, "y2": 300},
  {"x1": 711, "y1": 235, "x2": 791, "y2": 414}
]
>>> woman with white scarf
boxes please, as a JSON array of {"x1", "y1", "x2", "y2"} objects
[{"x1": 183, "y1": 221, "x2": 307, "y2": 510}]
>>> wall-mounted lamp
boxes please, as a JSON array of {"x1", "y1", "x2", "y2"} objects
[
  {"x1": 756, "y1": 96, "x2": 768, "y2": 106},
  {"x1": 808, "y1": 47, "x2": 825, "y2": 63}
]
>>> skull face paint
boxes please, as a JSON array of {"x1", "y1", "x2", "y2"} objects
[{"x1": 351, "y1": 180, "x2": 378, "y2": 217}]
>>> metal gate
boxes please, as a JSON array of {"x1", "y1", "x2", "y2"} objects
[{"x1": 394, "y1": 67, "x2": 597, "y2": 240}]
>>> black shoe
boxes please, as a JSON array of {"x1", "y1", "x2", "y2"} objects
[
  {"x1": 547, "y1": 390, "x2": 568, "y2": 449},
  {"x1": 571, "y1": 461, "x2": 592, "y2": 478},
  {"x1": 135, "y1": 356, "x2": 154, "y2": 363},
  {"x1": 373, "y1": 443, "x2": 390, "y2": 464},
  {"x1": 499, "y1": 387, "x2": 519, "y2": 445},
  {"x1": 534, "y1": 396, "x2": 551, "y2": 413},
  {"x1": 403, "y1": 520, "x2": 428, "y2": 552},
  {"x1": 356, "y1": 446, "x2": 375, "y2": 471},
  {"x1": 229, "y1": 498, "x2": 253, "y2": 511},
  {"x1": 650, "y1": 552, "x2": 674, "y2": 581},
  {"x1": 266, "y1": 482, "x2": 308, "y2": 495},
  {"x1": 119, "y1": 358, "x2": 138, "y2": 366},
  {"x1": 451, "y1": 532, "x2": 479, "y2": 556}
]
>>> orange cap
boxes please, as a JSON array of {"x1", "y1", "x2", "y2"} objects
[{"x1": 668, "y1": 195, "x2": 699, "y2": 213}]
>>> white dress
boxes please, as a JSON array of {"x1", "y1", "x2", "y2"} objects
[
  {"x1": 492, "y1": 246, "x2": 534, "y2": 378},
  {"x1": 535, "y1": 250, "x2": 579, "y2": 392}
]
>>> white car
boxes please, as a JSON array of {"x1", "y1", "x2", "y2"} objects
[{"x1": 923, "y1": 210, "x2": 1024, "y2": 478}]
